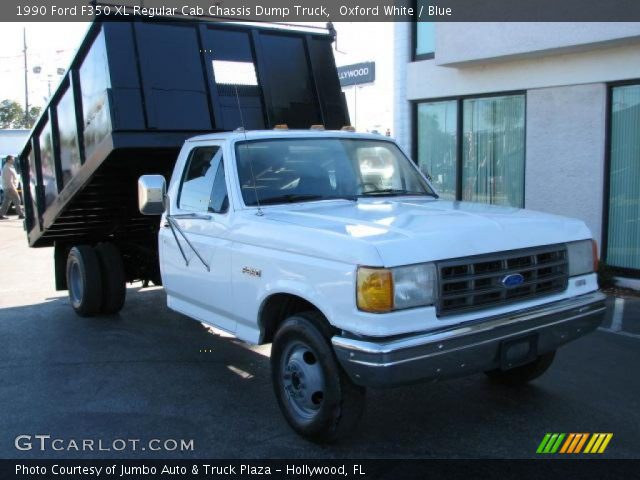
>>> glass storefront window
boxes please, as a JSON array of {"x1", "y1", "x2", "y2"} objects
[
  {"x1": 462, "y1": 95, "x2": 525, "y2": 208},
  {"x1": 607, "y1": 84, "x2": 640, "y2": 271},
  {"x1": 415, "y1": 94, "x2": 525, "y2": 207},
  {"x1": 417, "y1": 100, "x2": 457, "y2": 199}
]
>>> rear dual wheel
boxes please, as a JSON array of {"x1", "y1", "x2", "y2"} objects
[
  {"x1": 67, "y1": 245, "x2": 102, "y2": 317},
  {"x1": 95, "y1": 243, "x2": 127, "y2": 314},
  {"x1": 66, "y1": 243, "x2": 126, "y2": 316}
]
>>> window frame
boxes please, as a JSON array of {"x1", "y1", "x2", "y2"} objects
[
  {"x1": 207, "y1": 157, "x2": 230, "y2": 214},
  {"x1": 411, "y1": 1, "x2": 435, "y2": 61},
  {"x1": 412, "y1": 90, "x2": 527, "y2": 207},
  {"x1": 602, "y1": 79, "x2": 640, "y2": 278},
  {"x1": 176, "y1": 144, "x2": 230, "y2": 215},
  {"x1": 412, "y1": 21, "x2": 435, "y2": 61}
]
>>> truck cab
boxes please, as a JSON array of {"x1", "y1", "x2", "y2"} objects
[{"x1": 126, "y1": 128, "x2": 606, "y2": 442}]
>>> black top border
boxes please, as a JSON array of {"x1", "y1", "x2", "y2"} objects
[{"x1": 4, "y1": 0, "x2": 640, "y2": 22}]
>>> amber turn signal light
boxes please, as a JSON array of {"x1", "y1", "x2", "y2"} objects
[{"x1": 357, "y1": 267, "x2": 393, "y2": 313}]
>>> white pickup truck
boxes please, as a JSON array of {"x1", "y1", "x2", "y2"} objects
[{"x1": 85, "y1": 128, "x2": 606, "y2": 442}]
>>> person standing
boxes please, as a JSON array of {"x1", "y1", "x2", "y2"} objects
[{"x1": 0, "y1": 156, "x2": 25, "y2": 220}]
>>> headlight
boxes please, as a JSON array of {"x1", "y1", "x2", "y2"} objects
[
  {"x1": 567, "y1": 239, "x2": 598, "y2": 277},
  {"x1": 393, "y1": 263, "x2": 438, "y2": 309},
  {"x1": 356, "y1": 263, "x2": 437, "y2": 313}
]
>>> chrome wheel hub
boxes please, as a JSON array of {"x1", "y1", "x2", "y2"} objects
[
  {"x1": 69, "y1": 262, "x2": 83, "y2": 305},
  {"x1": 281, "y1": 342, "x2": 325, "y2": 419}
]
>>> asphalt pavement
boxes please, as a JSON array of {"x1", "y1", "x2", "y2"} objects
[{"x1": 1, "y1": 217, "x2": 639, "y2": 459}]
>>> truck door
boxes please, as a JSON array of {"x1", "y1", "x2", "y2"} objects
[{"x1": 159, "y1": 143, "x2": 235, "y2": 334}]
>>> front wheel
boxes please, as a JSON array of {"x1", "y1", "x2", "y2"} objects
[
  {"x1": 271, "y1": 312, "x2": 365, "y2": 443},
  {"x1": 485, "y1": 351, "x2": 556, "y2": 385}
]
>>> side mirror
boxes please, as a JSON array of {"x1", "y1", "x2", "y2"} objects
[{"x1": 138, "y1": 175, "x2": 166, "y2": 215}]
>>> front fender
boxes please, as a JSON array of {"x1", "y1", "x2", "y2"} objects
[
  {"x1": 231, "y1": 244, "x2": 355, "y2": 344},
  {"x1": 257, "y1": 280, "x2": 335, "y2": 335}
]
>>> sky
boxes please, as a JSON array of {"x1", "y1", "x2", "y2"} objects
[{"x1": 0, "y1": 23, "x2": 90, "y2": 109}]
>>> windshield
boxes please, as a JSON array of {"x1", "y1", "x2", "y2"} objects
[{"x1": 235, "y1": 138, "x2": 436, "y2": 206}]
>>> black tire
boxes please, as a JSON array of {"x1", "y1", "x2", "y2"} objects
[
  {"x1": 95, "y1": 242, "x2": 126, "y2": 314},
  {"x1": 66, "y1": 245, "x2": 103, "y2": 317},
  {"x1": 150, "y1": 269, "x2": 163, "y2": 287},
  {"x1": 485, "y1": 351, "x2": 556, "y2": 385},
  {"x1": 271, "y1": 312, "x2": 366, "y2": 443}
]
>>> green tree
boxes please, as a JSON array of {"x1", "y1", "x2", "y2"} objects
[
  {"x1": 0, "y1": 99, "x2": 41, "y2": 129},
  {"x1": 0, "y1": 99, "x2": 23, "y2": 128},
  {"x1": 25, "y1": 105, "x2": 42, "y2": 128}
]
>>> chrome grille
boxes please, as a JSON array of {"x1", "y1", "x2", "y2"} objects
[{"x1": 437, "y1": 245, "x2": 568, "y2": 316}]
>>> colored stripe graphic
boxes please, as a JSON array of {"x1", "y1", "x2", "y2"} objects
[
  {"x1": 537, "y1": 433, "x2": 565, "y2": 454},
  {"x1": 544, "y1": 434, "x2": 559, "y2": 453},
  {"x1": 584, "y1": 434, "x2": 598, "y2": 453},
  {"x1": 567, "y1": 433, "x2": 582, "y2": 453},
  {"x1": 597, "y1": 434, "x2": 613, "y2": 453},
  {"x1": 574, "y1": 433, "x2": 589, "y2": 453},
  {"x1": 550, "y1": 433, "x2": 565, "y2": 453},
  {"x1": 539, "y1": 433, "x2": 613, "y2": 454},
  {"x1": 559, "y1": 433, "x2": 575, "y2": 454},
  {"x1": 585, "y1": 433, "x2": 614, "y2": 454},
  {"x1": 537, "y1": 433, "x2": 552, "y2": 454}
]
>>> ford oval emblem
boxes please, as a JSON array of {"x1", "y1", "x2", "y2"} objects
[{"x1": 501, "y1": 273, "x2": 525, "y2": 288}]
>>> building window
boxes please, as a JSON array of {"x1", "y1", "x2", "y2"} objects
[
  {"x1": 415, "y1": 21, "x2": 435, "y2": 59},
  {"x1": 606, "y1": 84, "x2": 640, "y2": 272},
  {"x1": 462, "y1": 95, "x2": 525, "y2": 207},
  {"x1": 415, "y1": 93, "x2": 526, "y2": 208},
  {"x1": 416, "y1": 100, "x2": 457, "y2": 199}
]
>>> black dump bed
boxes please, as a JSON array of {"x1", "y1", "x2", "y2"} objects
[{"x1": 19, "y1": 18, "x2": 348, "y2": 248}]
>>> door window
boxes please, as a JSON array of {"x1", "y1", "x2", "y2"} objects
[{"x1": 178, "y1": 146, "x2": 228, "y2": 213}]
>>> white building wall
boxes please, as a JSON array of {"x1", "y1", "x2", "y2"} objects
[
  {"x1": 407, "y1": 42, "x2": 640, "y2": 101},
  {"x1": 393, "y1": 22, "x2": 412, "y2": 154},
  {"x1": 435, "y1": 22, "x2": 640, "y2": 66},
  {"x1": 524, "y1": 84, "x2": 607, "y2": 250}
]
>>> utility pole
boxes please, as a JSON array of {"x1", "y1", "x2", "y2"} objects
[{"x1": 23, "y1": 28, "x2": 29, "y2": 127}]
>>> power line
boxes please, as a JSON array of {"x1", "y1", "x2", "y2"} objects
[{"x1": 0, "y1": 47, "x2": 72, "y2": 58}]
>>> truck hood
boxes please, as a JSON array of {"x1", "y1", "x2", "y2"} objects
[{"x1": 264, "y1": 198, "x2": 592, "y2": 267}]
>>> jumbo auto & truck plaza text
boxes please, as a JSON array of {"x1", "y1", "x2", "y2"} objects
[{"x1": 16, "y1": 463, "x2": 365, "y2": 476}]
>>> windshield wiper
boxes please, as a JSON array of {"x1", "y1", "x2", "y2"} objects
[
  {"x1": 258, "y1": 194, "x2": 358, "y2": 205},
  {"x1": 359, "y1": 188, "x2": 437, "y2": 198}
]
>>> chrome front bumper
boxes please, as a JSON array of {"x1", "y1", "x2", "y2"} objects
[{"x1": 332, "y1": 292, "x2": 607, "y2": 387}]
